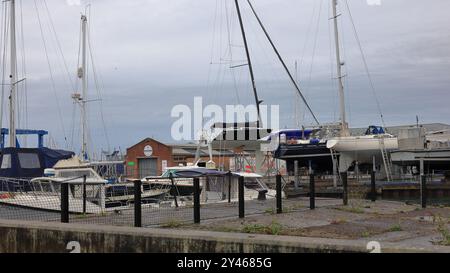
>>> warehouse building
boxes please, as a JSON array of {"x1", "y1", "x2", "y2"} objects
[{"x1": 125, "y1": 138, "x2": 235, "y2": 178}]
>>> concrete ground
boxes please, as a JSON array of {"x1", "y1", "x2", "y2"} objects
[{"x1": 170, "y1": 198, "x2": 450, "y2": 250}]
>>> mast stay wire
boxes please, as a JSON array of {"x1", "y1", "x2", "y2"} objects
[
  {"x1": 344, "y1": 0, "x2": 386, "y2": 128},
  {"x1": 297, "y1": 1, "x2": 319, "y2": 127},
  {"x1": 42, "y1": 0, "x2": 76, "y2": 92},
  {"x1": 338, "y1": 1, "x2": 352, "y2": 127},
  {"x1": 303, "y1": 0, "x2": 323, "y2": 123},
  {"x1": 327, "y1": 0, "x2": 338, "y2": 122},
  {"x1": 246, "y1": 0, "x2": 320, "y2": 125},
  {"x1": 70, "y1": 16, "x2": 83, "y2": 151},
  {"x1": 86, "y1": 10, "x2": 111, "y2": 152},
  {"x1": 224, "y1": 0, "x2": 241, "y2": 105},
  {"x1": 0, "y1": 2, "x2": 8, "y2": 134},
  {"x1": 18, "y1": 0, "x2": 28, "y2": 146},
  {"x1": 33, "y1": 0, "x2": 68, "y2": 147}
]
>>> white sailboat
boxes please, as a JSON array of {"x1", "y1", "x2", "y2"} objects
[{"x1": 324, "y1": 0, "x2": 398, "y2": 175}]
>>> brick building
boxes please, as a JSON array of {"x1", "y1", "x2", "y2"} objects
[
  {"x1": 125, "y1": 138, "x2": 235, "y2": 179},
  {"x1": 125, "y1": 138, "x2": 173, "y2": 178}
]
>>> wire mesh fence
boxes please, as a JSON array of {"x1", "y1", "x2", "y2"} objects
[
  {"x1": 7, "y1": 171, "x2": 444, "y2": 229},
  {"x1": 0, "y1": 177, "x2": 63, "y2": 222}
]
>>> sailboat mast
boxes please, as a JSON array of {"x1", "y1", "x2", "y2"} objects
[
  {"x1": 9, "y1": 0, "x2": 17, "y2": 148},
  {"x1": 80, "y1": 15, "x2": 88, "y2": 160},
  {"x1": 234, "y1": 0, "x2": 262, "y2": 126},
  {"x1": 332, "y1": 0, "x2": 349, "y2": 136}
]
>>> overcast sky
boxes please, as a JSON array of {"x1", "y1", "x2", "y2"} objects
[{"x1": 1, "y1": 0, "x2": 449, "y2": 156}]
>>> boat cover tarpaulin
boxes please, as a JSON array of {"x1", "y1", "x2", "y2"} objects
[
  {"x1": 174, "y1": 168, "x2": 239, "y2": 178},
  {"x1": 0, "y1": 147, "x2": 75, "y2": 178}
]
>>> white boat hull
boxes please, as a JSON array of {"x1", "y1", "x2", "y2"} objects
[
  {"x1": 326, "y1": 135, "x2": 398, "y2": 172},
  {"x1": 0, "y1": 193, "x2": 103, "y2": 214},
  {"x1": 326, "y1": 135, "x2": 398, "y2": 151}
]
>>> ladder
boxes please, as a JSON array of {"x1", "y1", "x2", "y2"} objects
[
  {"x1": 330, "y1": 148, "x2": 340, "y2": 187},
  {"x1": 379, "y1": 137, "x2": 393, "y2": 182}
]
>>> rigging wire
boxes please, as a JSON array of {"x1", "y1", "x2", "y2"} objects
[
  {"x1": 0, "y1": 2, "x2": 8, "y2": 133},
  {"x1": 86, "y1": 11, "x2": 111, "y2": 152},
  {"x1": 18, "y1": 0, "x2": 28, "y2": 146},
  {"x1": 33, "y1": 0, "x2": 68, "y2": 146},
  {"x1": 338, "y1": 1, "x2": 351, "y2": 125},
  {"x1": 70, "y1": 16, "x2": 83, "y2": 151},
  {"x1": 303, "y1": 0, "x2": 324, "y2": 122},
  {"x1": 327, "y1": 0, "x2": 338, "y2": 122},
  {"x1": 344, "y1": 0, "x2": 386, "y2": 128},
  {"x1": 224, "y1": 0, "x2": 241, "y2": 105},
  {"x1": 42, "y1": 0, "x2": 76, "y2": 92},
  {"x1": 246, "y1": 0, "x2": 320, "y2": 125}
]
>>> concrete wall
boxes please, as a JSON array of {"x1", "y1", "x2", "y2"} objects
[{"x1": 1, "y1": 219, "x2": 447, "y2": 253}]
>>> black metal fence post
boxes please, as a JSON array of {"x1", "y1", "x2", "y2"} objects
[
  {"x1": 228, "y1": 171, "x2": 232, "y2": 203},
  {"x1": 61, "y1": 182, "x2": 69, "y2": 223},
  {"x1": 309, "y1": 173, "x2": 315, "y2": 210},
  {"x1": 169, "y1": 173, "x2": 179, "y2": 208},
  {"x1": 239, "y1": 176, "x2": 245, "y2": 218},
  {"x1": 193, "y1": 178, "x2": 200, "y2": 223},
  {"x1": 420, "y1": 159, "x2": 427, "y2": 209},
  {"x1": 82, "y1": 175, "x2": 87, "y2": 214},
  {"x1": 276, "y1": 174, "x2": 282, "y2": 214},
  {"x1": 370, "y1": 170, "x2": 376, "y2": 202},
  {"x1": 341, "y1": 172, "x2": 348, "y2": 206},
  {"x1": 421, "y1": 174, "x2": 427, "y2": 209},
  {"x1": 134, "y1": 180, "x2": 142, "y2": 227}
]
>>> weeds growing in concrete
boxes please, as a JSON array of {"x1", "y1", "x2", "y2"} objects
[
  {"x1": 330, "y1": 218, "x2": 347, "y2": 225},
  {"x1": 242, "y1": 221, "x2": 283, "y2": 235},
  {"x1": 388, "y1": 224, "x2": 403, "y2": 232},
  {"x1": 335, "y1": 206, "x2": 365, "y2": 214},
  {"x1": 434, "y1": 215, "x2": 450, "y2": 246},
  {"x1": 161, "y1": 219, "x2": 184, "y2": 228},
  {"x1": 264, "y1": 208, "x2": 275, "y2": 215}
]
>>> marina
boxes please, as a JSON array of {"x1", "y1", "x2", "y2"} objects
[{"x1": 0, "y1": 0, "x2": 449, "y2": 255}]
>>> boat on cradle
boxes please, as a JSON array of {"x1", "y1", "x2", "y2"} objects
[
  {"x1": 0, "y1": 177, "x2": 105, "y2": 214},
  {"x1": 264, "y1": 126, "x2": 339, "y2": 172},
  {"x1": 327, "y1": 126, "x2": 398, "y2": 172},
  {"x1": 143, "y1": 166, "x2": 277, "y2": 204},
  {"x1": 0, "y1": 0, "x2": 76, "y2": 185},
  {"x1": 0, "y1": 163, "x2": 170, "y2": 213},
  {"x1": 266, "y1": 0, "x2": 399, "y2": 176},
  {"x1": 171, "y1": 167, "x2": 278, "y2": 203}
]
